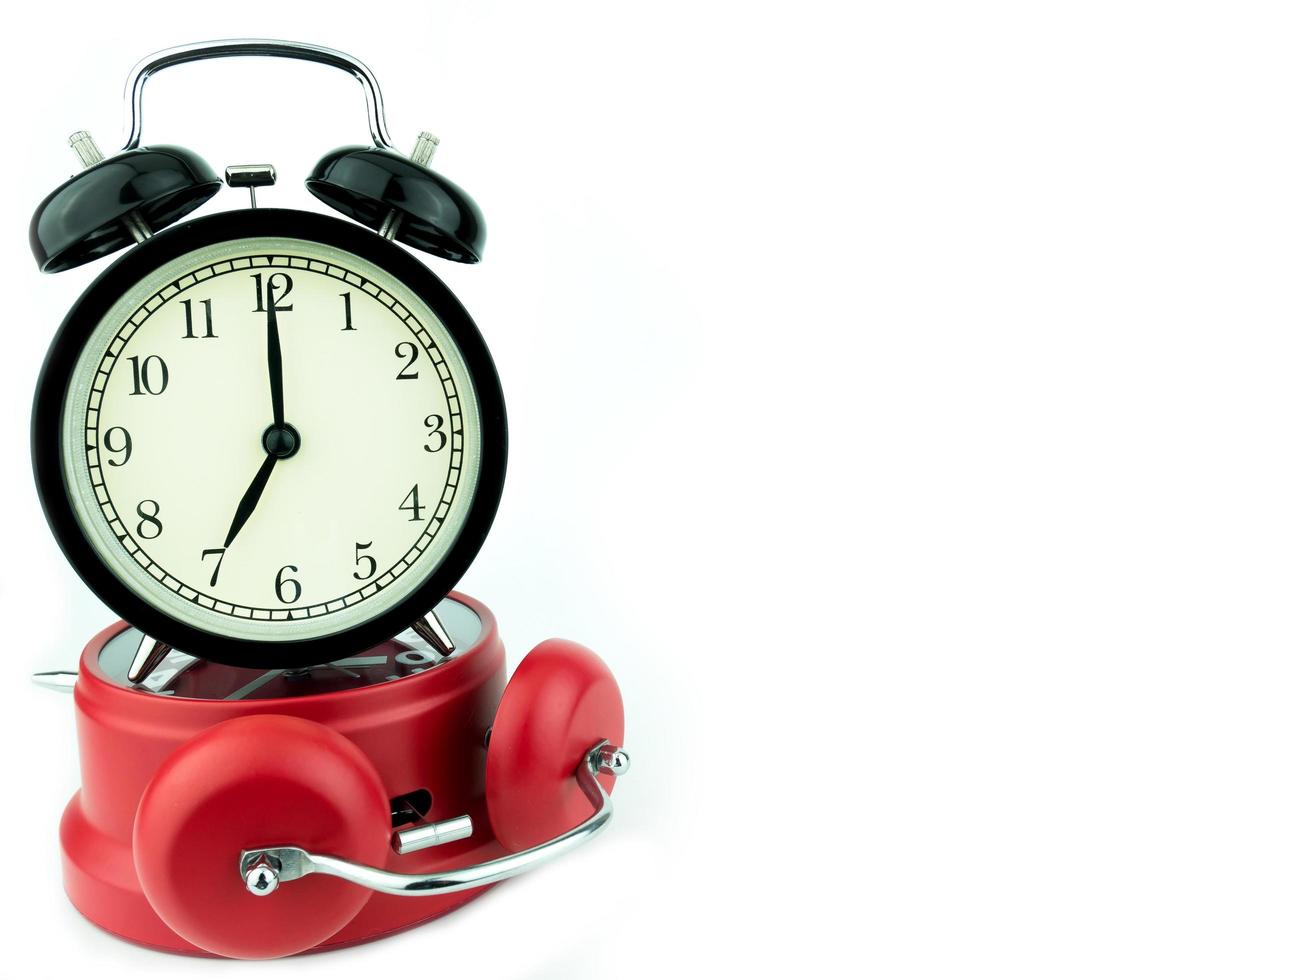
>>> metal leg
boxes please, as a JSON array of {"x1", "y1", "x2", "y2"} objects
[
  {"x1": 31, "y1": 671, "x2": 78, "y2": 692},
  {"x1": 127, "y1": 635, "x2": 172, "y2": 685},
  {"x1": 410, "y1": 608, "x2": 455, "y2": 657}
]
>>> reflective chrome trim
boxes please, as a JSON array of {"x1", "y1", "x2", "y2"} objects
[
  {"x1": 240, "y1": 741, "x2": 628, "y2": 898},
  {"x1": 122, "y1": 39, "x2": 395, "y2": 151}
]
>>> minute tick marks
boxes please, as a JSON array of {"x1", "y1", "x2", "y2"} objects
[{"x1": 61, "y1": 239, "x2": 485, "y2": 646}]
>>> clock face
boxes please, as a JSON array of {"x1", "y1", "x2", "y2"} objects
[{"x1": 35, "y1": 211, "x2": 506, "y2": 667}]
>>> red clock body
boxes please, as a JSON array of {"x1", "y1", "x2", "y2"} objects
[{"x1": 62, "y1": 593, "x2": 510, "y2": 957}]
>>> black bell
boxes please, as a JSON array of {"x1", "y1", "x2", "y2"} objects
[
  {"x1": 307, "y1": 143, "x2": 485, "y2": 263},
  {"x1": 31, "y1": 143, "x2": 221, "y2": 272}
]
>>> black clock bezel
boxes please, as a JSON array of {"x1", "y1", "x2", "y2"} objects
[{"x1": 32, "y1": 208, "x2": 507, "y2": 670}]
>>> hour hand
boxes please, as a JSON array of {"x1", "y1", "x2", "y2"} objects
[{"x1": 223, "y1": 452, "x2": 278, "y2": 548}]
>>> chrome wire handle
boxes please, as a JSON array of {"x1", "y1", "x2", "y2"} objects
[
  {"x1": 122, "y1": 38, "x2": 395, "y2": 151},
  {"x1": 239, "y1": 742, "x2": 629, "y2": 898}
]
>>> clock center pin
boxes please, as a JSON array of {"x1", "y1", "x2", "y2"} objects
[{"x1": 261, "y1": 422, "x2": 301, "y2": 459}]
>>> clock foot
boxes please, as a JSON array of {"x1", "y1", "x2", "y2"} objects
[
  {"x1": 410, "y1": 608, "x2": 455, "y2": 656},
  {"x1": 31, "y1": 670, "x2": 78, "y2": 692},
  {"x1": 128, "y1": 634, "x2": 172, "y2": 684}
]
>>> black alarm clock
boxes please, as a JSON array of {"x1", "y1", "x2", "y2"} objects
[
  {"x1": 27, "y1": 40, "x2": 629, "y2": 961},
  {"x1": 30, "y1": 39, "x2": 507, "y2": 670}
]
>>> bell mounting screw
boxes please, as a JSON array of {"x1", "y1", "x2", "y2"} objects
[
  {"x1": 594, "y1": 744, "x2": 631, "y2": 777},
  {"x1": 67, "y1": 131, "x2": 152, "y2": 243},
  {"x1": 243, "y1": 853, "x2": 281, "y2": 896},
  {"x1": 378, "y1": 131, "x2": 439, "y2": 240}
]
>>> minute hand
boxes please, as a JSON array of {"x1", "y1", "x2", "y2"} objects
[{"x1": 267, "y1": 300, "x2": 285, "y2": 427}]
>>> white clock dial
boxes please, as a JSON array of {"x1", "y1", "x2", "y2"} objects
[{"x1": 59, "y1": 236, "x2": 484, "y2": 643}]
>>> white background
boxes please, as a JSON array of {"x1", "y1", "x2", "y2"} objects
[{"x1": 1, "y1": 1, "x2": 1302, "y2": 977}]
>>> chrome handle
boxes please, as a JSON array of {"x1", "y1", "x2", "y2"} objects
[
  {"x1": 239, "y1": 742, "x2": 630, "y2": 898},
  {"x1": 122, "y1": 38, "x2": 395, "y2": 151}
]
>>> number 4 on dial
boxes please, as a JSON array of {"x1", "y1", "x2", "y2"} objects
[{"x1": 400, "y1": 484, "x2": 426, "y2": 522}]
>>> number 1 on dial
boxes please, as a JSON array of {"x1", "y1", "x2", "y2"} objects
[{"x1": 340, "y1": 292, "x2": 355, "y2": 331}]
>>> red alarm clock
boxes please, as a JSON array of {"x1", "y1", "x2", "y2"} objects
[{"x1": 29, "y1": 40, "x2": 628, "y2": 960}]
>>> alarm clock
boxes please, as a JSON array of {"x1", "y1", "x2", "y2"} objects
[{"x1": 29, "y1": 39, "x2": 628, "y2": 960}]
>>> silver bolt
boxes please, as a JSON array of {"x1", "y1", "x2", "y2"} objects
[
  {"x1": 243, "y1": 855, "x2": 280, "y2": 896},
  {"x1": 69, "y1": 130, "x2": 104, "y2": 168},
  {"x1": 594, "y1": 744, "x2": 631, "y2": 777},
  {"x1": 379, "y1": 131, "x2": 440, "y2": 241},
  {"x1": 410, "y1": 130, "x2": 439, "y2": 167},
  {"x1": 68, "y1": 130, "x2": 151, "y2": 243}
]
